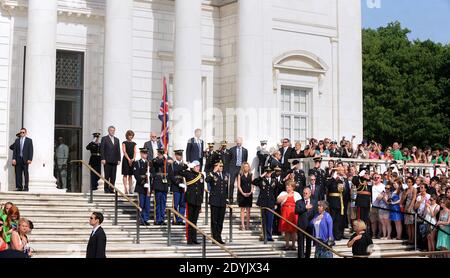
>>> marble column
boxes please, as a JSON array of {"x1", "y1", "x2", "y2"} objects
[
  {"x1": 103, "y1": 0, "x2": 133, "y2": 138},
  {"x1": 173, "y1": 0, "x2": 202, "y2": 151},
  {"x1": 23, "y1": 0, "x2": 59, "y2": 193},
  {"x1": 237, "y1": 0, "x2": 265, "y2": 168},
  {"x1": 101, "y1": 0, "x2": 133, "y2": 192}
]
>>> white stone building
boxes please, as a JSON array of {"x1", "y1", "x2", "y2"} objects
[{"x1": 0, "y1": 0, "x2": 363, "y2": 193}]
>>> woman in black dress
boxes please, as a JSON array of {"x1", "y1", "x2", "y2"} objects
[
  {"x1": 237, "y1": 162, "x2": 254, "y2": 230},
  {"x1": 121, "y1": 130, "x2": 137, "y2": 194},
  {"x1": 292, "y1": 141, "x2": 305, "y2": 159}
]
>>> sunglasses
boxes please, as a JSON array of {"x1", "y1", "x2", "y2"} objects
[
  {"x1": 20, "y1": 131, "x2": 25, "y2": 134},
  {"x1": 90, "y1": 217, "x2": 95, "y2": 220}
]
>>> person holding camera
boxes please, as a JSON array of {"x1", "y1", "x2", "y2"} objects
[
  {"x1": 133, "y1": 148, "x2": 151, "y2": 225},
  {"x1": 310, "y1": 200, "x2": 334, "y2": 258},
  {"x1": 347, "y1": 220, "x2": 373, "y2": 256}
]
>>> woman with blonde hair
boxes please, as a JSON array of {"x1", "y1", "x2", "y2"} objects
[
  {"x1": 347, "y1": 220, "x2": 373, "y2": 256},
  {"x1": 237, "y1": 162, "x2": 254, "y2": 230},
  {"x1": 10, "y1": 218, "x2": 32, "y2": 257},
  {"x1": 277, "y1": 180, "x2": 302, "y2": 250}
]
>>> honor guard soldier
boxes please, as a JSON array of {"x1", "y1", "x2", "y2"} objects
[
  {"x1": 133, "y1": 148, "x2": 151, "y2": 225},
  {"x1": 179, "y1": 160, "x2": 204, "y2": 244},
  {"x1": 272, "y1": 166, "x2": 284, "y2": 236},
  {"x1": 170, "y1": 150, "x2": 187, "y2": 225},
  {"x1": 291, "y1": 160, "x2": 307, "y2": 194},
  {"x1": 151, "y1": 148, "x2": 173, "y2": 225},
  {"x1": 205, "y1": 159, "x2": 228, "y2": 244},
  {"x1": 86, "y1": 133, "x2": 102, "y2": 190},
  {"x1": 351, "y1": 167, "x2": 372, "y2": 229},
  {"x1": 204, "y1": 142, "x2": 216, "y2": 174},
  {"x1": 308, "y1": 157, "x2": 325, "y2": 191},
  {"x1": 256, "y1": 140, "x2": 270, "y2": 175},
  {"x1": 326, "y1": 170, "x2": 349, "y2": 240},
  {"x1": 216, "y1": 141, "x2": 231, "y2": 176},
  {"x1": 252, "y1": 166, "x2": 277, "y2": 242}
]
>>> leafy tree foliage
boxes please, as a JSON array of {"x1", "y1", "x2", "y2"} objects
[{"x1": 362, "y1": 22, "x2": 450, "y2": 149}]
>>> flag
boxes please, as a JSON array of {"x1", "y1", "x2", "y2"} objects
[{"x1": 158, "y1": 77, "x2": 169, "y2": 153}]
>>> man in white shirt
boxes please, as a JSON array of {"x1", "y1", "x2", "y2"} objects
[
  {"x1": 55, "y1": 137, "x2": 69, "y2": 190},
  {"x1": 370, "y1": 174, "x2": 385, "y2": 238},
  {"x1": 143, "y1": 132, "x2": 163, "y2": 160}
]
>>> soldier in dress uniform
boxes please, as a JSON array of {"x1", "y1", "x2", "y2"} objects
[
  {"x1": 256, "y1": 140, "x2": 270, "y2": 176},
  {"x1": 55, "y1": 137, "x2": 69, "y2": 189},
  {"x1": 216, "y1": 141, "x2": 231, "y2": 176},
  {"x1": 272, "y1": 166, "x2": 284, "y2": 236},
  {"x1": 179, "y1": 160, "x2": 204, "y2": 244},
  {"x1": 170, "y1": 149, "x2": 187, "y2": 225},
  {"x1": 252, "y1": 166, "x2": 277, "y2": 242},
  {"x1": 206, "y1": 159, "x2": 229, "y2": 244},
  {"x1": 291, "y1": 160, "x2": 307, "y2": 194},
  {"x1": 133, "y1": 148, "x2": 151, "y2": 225},
  {"x1": 351, "y1": 167, "x2": 372, "y2": 232},
  {"x1": 86, "y1": 133, "x2": 102, "y2": 191},
  {"x1": 325, "y1": 169, "x2": 350, "y2": 240},
  {"x1": 151, "y1": 148, "x2": 173, "y2": 225},
  {"x1": 204, "y1": 142, "x2": 217, "y2": 192},
  {"x1": 308, "y1": 157, "x2": 326, "y2": 192}
]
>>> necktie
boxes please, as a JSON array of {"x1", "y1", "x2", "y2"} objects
[
  {"x1": 237, "y1": 147, "x2": 242, "y2": 166},
  {"x1": 220, "y1": 172, "x2": 223, "y2": 179},
  {"x1": 306, "y1": 199, "x2": 309, "y2": 206},
  {"x1": 110, "y1": 136, "x2": 114, "y2": 145},
  {"x1": 197, "y1": 139, "x2": 201, "y2": 158},
  {"x1": 311, "y1": 184, "x2": 315, "y2": 196},
  {"x1": 282, "y1": 148, "x2": 286, "y2": 164},
  {"x1": 20, "y1": 138, "x2": 24, "y2": 157}
]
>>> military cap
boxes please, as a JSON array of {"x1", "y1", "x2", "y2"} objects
[
  {"x1": 264, "y1": 166, "x2": 273, "y2": 172},
  {"x1": 207, "y1": 142, "x2": 215, "y2": 147},
  {"x1": 92, "y1": 132, "x2": 101, "y2": 137},
  {"x1": 260, "y1": 140, "x2": 268, "y2": 145},
  {"x1": 313, "y1": 157, "x2": 322, "y2": 163},
  {"x1": 174, "y1": 149, "x2": 184, "y2": 156},
  {"x1": 139, "y1": 147, "x2": 148, "y2": 153},
  {"x1": 220, "y1": 140, "x2": 228, "y2": 146},
  {"x1": 274, "y1": 166, "x2": 282, "y2": 172},
  {"x1": 156, "y1": 148, "x2": 164, "y2": 155}
]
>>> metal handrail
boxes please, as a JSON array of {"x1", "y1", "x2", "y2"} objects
[
  {"x1": 166, "y1": 207, "x2": 238, "y2": 258},
  {"x1": 71, "y1": 160, "x2": 142, "y2": 244},
  {"x1": 71, "y1": 160, "x2": 141, "y2": 210},
  {"x1": 260, "y1": 206, "x2": 352, "y2": 258}
]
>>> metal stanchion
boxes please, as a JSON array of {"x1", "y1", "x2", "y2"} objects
[
  {"x1": 229, "y1": 206, "x2": 233, "y2": 243},
  {"x1": 167, "y1": 209, "x2": 172, "y2": 246},
  {"x1": 136, "y1": 208, "x2": 140, "y2": 244},
  {"x1": 202, "y1": 235, "x2": 206, "y2": 258},
  {"x1": 204, "y1": 192, "x2": 209, "y2": 225},
  {"x1": 114, "y1": 190, "x2": 118, "y2": 225},
  {"x1": 414, "y1": 213, "x2": 417, "y2": 251}
]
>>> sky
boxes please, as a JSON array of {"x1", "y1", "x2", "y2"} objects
[{"x1": 361, "y1": 0, "x2": 450, "y2": 44}]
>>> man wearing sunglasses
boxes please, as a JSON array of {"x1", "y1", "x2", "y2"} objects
[
  {"x1": 86, "y1": 212, "x2": 106, "y2": 258},
  {"x1": 11, "y1": 128, "x2": 33, "y2": 191}
]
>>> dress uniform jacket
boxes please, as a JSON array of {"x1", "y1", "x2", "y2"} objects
[
  {"x1": 151, "y1": 157, "x2": 173, "y2": 193},
  {"x1": 326, "y1": 177, "x2": 350, "y2": 211},
  {"x1": 216, "y1": 149, "x2": 231, "y2": 174},
  {"x1": 170, "y1": 161, "x2": 187, "y2": 193},
  {"x1": 352, "y1": 176, "x2": 372, "y2": 208},
  {"x1": 204, "y1": 150, "x2": 216, "y2": 173},
  {"x1": 180, "y1": 170, "x2": 204, "y2": 206},
  {"x1": 308, "y1": 167, "x2": 326, "y2": 189},
  {"x1": 133, "y1": 159, "x2": 149, "y2": 195},
  {"x1": 293, "y1": 169, "x2": 307, "y2": 193},
  {"x1": 86, "y1": 141, "x2": 101, "y2": 165},
  {"x1": 206, "y1": 172, "x2": 228, "y2": 208},
  {"x1": 252, "y1": 176, "x2": 276, "y2": 209}
]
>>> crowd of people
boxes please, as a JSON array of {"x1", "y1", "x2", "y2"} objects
[
  {"x1": 5, "y1": 124, "x2": 450, "y2": 258},
  {"x1": 0, "y1": 202, "x2": 33, "y2": 257}
]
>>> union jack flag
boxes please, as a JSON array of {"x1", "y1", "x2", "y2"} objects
[{"x1": 158, "y1": 77, "x2": 169, "y2": 152}]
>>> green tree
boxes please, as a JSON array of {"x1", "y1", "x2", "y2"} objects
[{"x1": 362, "y1": 22, "x2": 450, "y2": 148}]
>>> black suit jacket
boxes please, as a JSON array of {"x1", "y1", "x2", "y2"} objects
[
  {"x1": 143, "y1": 140, "x2": 163, "y2": 160},
  {"x1": 100, "y1": 136, "x2": 121, "y2": 163},
  {"x1": 295, "y1": 199, "x2": 316, "y2": 230},
  {"x1": 86, "y1": 226, "x2": 106, "y2": 258},
  {"x1": 186, "y1": 138, "x2": 204, "y2": 163},
  {"x1": 229, "y1": 146, "x2": 248, "y2": 169},
  {"x1": 12, "y1": 137, "x2": 33, "y2": 161},
  {"x1": 279, "y1": 147, "x2": 295, "y2": 171}
]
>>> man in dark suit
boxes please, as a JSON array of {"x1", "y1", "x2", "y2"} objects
[
  {"x1": 100, "y1": 126, "x2": 121, "y2": 193},
  {"x1": 12, "y1": 128, "x2": 33, "y2": 191},
  {"x1": 295, "y1": 187, "x2": 317, "y2": 258},
  {"x1": 279, "y1": 138, "x2": 295, "y2": 174},
  {"x1": 186, "y1": 129, "x2": 204, "y2": 170},
  {"x1": 86, "y1": 212, "x2": 107, "y2": 258},
  {"x1": 228, "y1": 137, "x2": 248, "y2": 204},
  {"x1": 308, "y1": 174, "x2": 324, "y2": 202},
  {"x1": 143, "y1": 132, "x2": 163, "y2": 160}
]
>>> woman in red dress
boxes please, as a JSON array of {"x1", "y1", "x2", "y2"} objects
[{"x1": 277, "y1": 180, "x2": 302, "y2": 250}]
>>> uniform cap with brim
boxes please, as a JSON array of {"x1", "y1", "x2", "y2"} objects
[
  {"x1": 220, "y1": 141, "x2": 228, "y2": 146},
  {"x1": 292, "y1": 160, "x2": 300, "y2": 166},
  {"x1": 156, "y1": 148, "x2": 164, "y2": 154},
  {"x1": 215, "y1": 160, "x2": 224, "y2": 167},
  {"x1": 260, "y1": 140, "x2": 268, "y2": 145},
  {"x1": 92, "y1": 132, "x2": 101, "y2": 137},
  {"x1": 274, "y1": 166, "x2": 282, "y2": 172},
  {"x1": 313, "y1": 157, "x2": 322, "y2": 163},
  {"x1": 139, "y1": 148, "x2": 148, "y2": 153},
  {"x1": 174, "y1": 149, "x2": 184, "y2": 156},
  {"x1": 188, "y1": 160, "x2": 200, "y2": 168},
  {"x1": 207, "y1": 142, "x2": 215, "y2": 147},
  {"x1": 264, "y1": 166, "x2": 273, "y2": 172}
]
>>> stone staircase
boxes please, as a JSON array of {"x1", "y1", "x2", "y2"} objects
[{"x1": 0, "y1": 191, "x2": 416, "y2": 258}]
